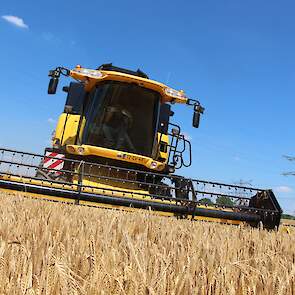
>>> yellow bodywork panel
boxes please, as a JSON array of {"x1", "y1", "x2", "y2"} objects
[
  {"x1": 54, "y1": 113, "x2": 80, "y2": 146},
  {"x1": 77, "y1": 116, "x2": 86, "y2": 143},
  {"x1": 157, "y1": 133, "x2": 169, "y2": 164},
  {"x1": 69, "y1": 67, "x2": 189, "y2": 104},
  {"x1": 66, "y1": 144, "x2": 166, "y2": 172}
]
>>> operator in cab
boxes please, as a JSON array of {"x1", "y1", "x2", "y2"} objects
[{"x1": 101, "y1": 105, "x2": 136, "y2": 153}]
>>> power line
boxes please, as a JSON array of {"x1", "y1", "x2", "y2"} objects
[{"x1": 282, "y1": 155, "x2": 295, "y2": 176}]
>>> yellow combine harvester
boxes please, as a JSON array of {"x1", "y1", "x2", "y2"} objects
[{"x1": 0, "y1": 64, "x2": 282, "y2": 229}]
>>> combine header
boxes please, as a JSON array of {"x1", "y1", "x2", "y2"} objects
[{"x1": 0, "y1": 64, "x2": 282, "y2": 229}]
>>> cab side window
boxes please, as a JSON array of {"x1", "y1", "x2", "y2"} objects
[{"x1": 64, "y1": 82, "x2": 85, "y2": 114}]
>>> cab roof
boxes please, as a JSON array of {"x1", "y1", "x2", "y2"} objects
[
  {"x1": 70, "y1": 65, "x2": 189, "y2": 105},
  {"x1": 97, "y1": 63, "x2": 149, "y2": 79}
]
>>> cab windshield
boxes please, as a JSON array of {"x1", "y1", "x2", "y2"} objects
[{"x1": 82, "y1": 81, "x2": 160, "y2": 157}]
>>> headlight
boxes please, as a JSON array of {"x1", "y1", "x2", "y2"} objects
[
  {"x1": 77, "y1": 147, "x2": 85, "y2": 154},
  {"x1": 67, "y1": 146, "x2": 75, "y2": 153},
  {"x1": 165, "y1": 88, "x2": 187, "y2": 99},
  {"x1": 73, "y1": 68, "x2": 103, "y2": 78},
  {"x1": 150, "y1": 161, "x2": 158, "y2": 169}
]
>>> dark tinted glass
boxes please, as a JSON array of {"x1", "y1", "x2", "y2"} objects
[
  {"x1": 82, "y1": 81, "x2": 160, "y2": 157},
  {"x1": 64, "y1": 82, "x2": 85, "y2": 114}
]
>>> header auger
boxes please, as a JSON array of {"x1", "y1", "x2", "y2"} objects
[{"x1": 0, "y1": 63, "x2": 282, "y2": 229}]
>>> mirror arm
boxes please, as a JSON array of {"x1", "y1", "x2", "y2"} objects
[
  {"x1": 48, "y1": 67, "x2": 70, "y2": 79},
  {"x1": 186, "y1": 98, "x2": 201, "y2": 107},
  {"x1": 186, "y1": 98, "x2": 205, "y2": 114},
  {"x1": 48, "y1": 67, "x2": 70, "y2": 95},
  {"x1": 194, "y1": 104, "x2": 205, "y2": 114}
]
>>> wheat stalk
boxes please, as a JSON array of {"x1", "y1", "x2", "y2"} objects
[{"x1": 0, "y1": 192, "x2": 293, "y2": 294}]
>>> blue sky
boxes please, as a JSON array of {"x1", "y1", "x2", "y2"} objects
[{"x1": 1, "y1": 0, "x2": 295, "y2": 213}]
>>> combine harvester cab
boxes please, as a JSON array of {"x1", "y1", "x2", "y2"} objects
[{"x1": 0, "y1": 64, "x2": 282, "y2": 229}]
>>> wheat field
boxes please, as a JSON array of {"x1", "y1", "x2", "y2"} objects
[
  {"x1": 282, "y1": 219, "x2": 295, "y2": 226},
  {"x1": 0, "y1": 192, "x2": 294, "y2": 294}
]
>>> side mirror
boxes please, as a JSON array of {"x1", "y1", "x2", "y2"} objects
[
  {"x1": 192, "y1": 104, "x2": 204, "y2": 128},
  {"x1": 193, "y1": 111, "x2": 200, "y2": 128},
  {"x1": 48, "y1": 77, "x2": 59, "y2": 94}
]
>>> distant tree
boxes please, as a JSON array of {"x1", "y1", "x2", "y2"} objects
[
  {"x1": 281, "y1": 214, "x2": 295, "y2": 220},
  {"x1": 199, "y1": 198, "x2": 214, "y2": 206},
  {"x1": 216, "y1": 196, "x2": 234, "y2": 207}
]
